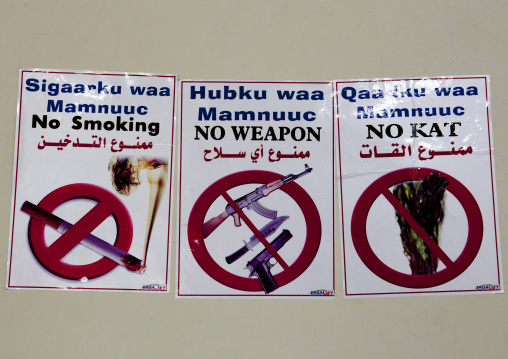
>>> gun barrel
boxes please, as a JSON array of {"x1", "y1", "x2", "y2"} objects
[{"x1": 281, "y1": 164, "x2": 312, "y2": 184}]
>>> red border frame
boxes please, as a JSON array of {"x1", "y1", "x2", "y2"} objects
[
  {"x1": 8, "y1": 69, "x2": 177, "y2": 291},
  {"x1": 178, "y1": 80, "x2": 335, "y2": 297},
  {"x1": 335, "y1": 76, "x2": 501, "y2": 296}
]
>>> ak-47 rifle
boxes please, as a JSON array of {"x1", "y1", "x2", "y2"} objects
[{"x1": 202, "y1": 165, "x2": 312, "y2": 238}]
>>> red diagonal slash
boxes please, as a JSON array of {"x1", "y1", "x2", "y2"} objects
[
  {"x1": 221, "y1": 191, "x2": 289, "y2": 269},
  {"x1": 381, "y1": 187, "x2": 454, "y2": 268},
  {"x1": 47, "y1": 201, "x2": 114, "y2": 259}
]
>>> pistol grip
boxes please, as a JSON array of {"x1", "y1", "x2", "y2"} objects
[
  {"x1": 232, "y1": 213, "x2": 241, "y2": 227},
  {"x1": 254, "y1": 263, "x2": 279, "y2": 294}
]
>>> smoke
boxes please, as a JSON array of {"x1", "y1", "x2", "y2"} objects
[{"x1": 108, "y1": 156, "x2": 168, "y2": 196}]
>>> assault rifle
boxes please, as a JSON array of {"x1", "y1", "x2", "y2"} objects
[{"x1": 202, "y1": 165, "x2": 312, "y2": 238}]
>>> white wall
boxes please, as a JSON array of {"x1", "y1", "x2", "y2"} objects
[{"x1": 1, "y1": 1, "x2": 507, "y2": 358}]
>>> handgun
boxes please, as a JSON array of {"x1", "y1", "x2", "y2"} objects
[
  {"x1": 246, "y1": 229, "x2": 293, "y2": 294},
  {"x1": 202, "y1": 165, "x2": 311, "y2": 238}
]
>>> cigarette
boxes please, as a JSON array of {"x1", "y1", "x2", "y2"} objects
[{"x1": 20, "y1": 201, "x2": 145, "y2": 273}]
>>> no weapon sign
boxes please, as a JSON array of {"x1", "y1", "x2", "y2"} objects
[
  {"x1": 351, "y1": 168, "x2": 483, "y2": 288},
  {"x1": 28, "y1": 183, "x2": 133, "y2": 280},
  {"x1": 187, "y1": 170, "x2": 321, "y2": 292}
]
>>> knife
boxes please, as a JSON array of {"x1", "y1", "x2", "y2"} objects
[{"x1": 225, "y1": 215, "x2": 289, "y2": 264}]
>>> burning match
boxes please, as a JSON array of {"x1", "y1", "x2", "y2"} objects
[{"x1": 21, "y1": 201, "x2": 145, "y2": 273}]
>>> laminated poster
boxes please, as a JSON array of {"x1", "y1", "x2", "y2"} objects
[
  {"x1": 335, "y1": 76, "x2": 503, "y2": 296},
  {"x1": 177, "y1": 81, "x2": 335, "y2": 297},
  {"x1": 7, "y1": 69, "x2": 176, "y2": 291}
]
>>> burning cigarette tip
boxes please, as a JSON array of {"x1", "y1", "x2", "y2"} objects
[{"x1": 122, "y1": 255, "x2": 146, "y2": 274}]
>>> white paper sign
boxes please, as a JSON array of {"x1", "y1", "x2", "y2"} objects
[
  {"x1": 7, "y1": 69, "x2": 176, "y2": 291},
  {"x1": 177, "y1": 80, "x2": 335, "y2": 297},
  {"x1": 335, "y1": 76, "x2": 503, "y2": 296}
]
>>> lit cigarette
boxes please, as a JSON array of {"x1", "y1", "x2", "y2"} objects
[{"x1": 21, "y1": 201, "x2": 145, "y2": 273}]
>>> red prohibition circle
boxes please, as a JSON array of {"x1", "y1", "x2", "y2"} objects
[
  {"x1": 28, "y1": 183, "x2": 133, "y2": 280},
  {"x1": 188, "y1": 170, "x2": 321, "y2": 292},
  {"x1": 351, "y1": 167, "x2": 483, "y2": 288}
]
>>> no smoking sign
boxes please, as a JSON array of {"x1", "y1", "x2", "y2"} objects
[
  {"x1": 351, "y1": 168, "x2": 483, "y2": 289},
  {"x1": 28, "y1": 184, "x2": 133, "y2": 280}
]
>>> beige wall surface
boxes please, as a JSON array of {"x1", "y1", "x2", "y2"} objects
[{"x1": 1, "y1": 1, "x2": 507, "y2": 358}]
